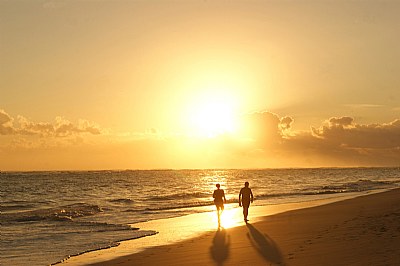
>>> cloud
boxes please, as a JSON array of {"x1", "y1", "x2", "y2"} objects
[
  {"x1": 234, "y1": 112, "x2": 399, "y2": 167},
  {"x1": 0, "y1": 109, "x2": 101, "y2": 137},
  {"x1": 1, "y1": 108, "x2": 399, "y2": 170},
  {"x1": 240, "y1": 111, "x2": 295, "y2": 146},
  {"x1": 327, "y1": 116, "x2": 354, "y2": 127},
  {"x1": 0, "y1": 109, "x2": 16, "y2": 135},
  {"x1": 344, "y1": 104, "x2": 383, "y2": 109},
  {"x1": 269, "y1": 116, "x2": 400, "y2": 167},
  {"x1": 311, "y1": 117, "x2": 400, "y2": 149},
  {"x1": 279, "y1": 116, "x2": 294, "y2": 131}
]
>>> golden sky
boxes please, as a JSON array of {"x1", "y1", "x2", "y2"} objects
[{"x1": 1, "y1": 1, "x2": 399, "y2": 170}]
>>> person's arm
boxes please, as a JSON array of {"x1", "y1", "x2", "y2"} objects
[
  {"x1": 238, "y1": 189, "x2": 242, "y2": 206},
  {"x1": 223, "y1": 191, "x2": 227, "y2": 203},
  {"x1": 250, "y1": 189, "x2": 254, "y2": 203}
]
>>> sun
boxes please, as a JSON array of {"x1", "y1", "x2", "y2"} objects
[
  {"x1": 187, "y1": 95, "x2": 238, "y2": 138},
  {"x1": 193, "y1": 101, "x2": 235, "y2": 137}
]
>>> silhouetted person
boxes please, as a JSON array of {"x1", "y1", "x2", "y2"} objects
[
  {"x1": 213, "y1": 183, "x2": 226, "y2": 225},
  {"x1": 239, "y1": 181, "x2": 253, "y2": 222}
]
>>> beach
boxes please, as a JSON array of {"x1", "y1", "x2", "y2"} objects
[
  {"x1": 64, "y1": 188, "x2": 400, "y2": 266},
  {"x1": 3, "y1": 169, "x2": 399, "y2": 265}
]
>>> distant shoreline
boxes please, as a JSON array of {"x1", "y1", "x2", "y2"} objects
[{"x1": 2, "y1": 166, "x2": 399, "y2": 173}]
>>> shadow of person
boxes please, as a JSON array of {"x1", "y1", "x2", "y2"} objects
[
  {"x1": 246, "y1": 223, "x2": 285, "y2": 265},
  {"x1": 210, "y1": 228, "x2": 230, "y2": 266}
]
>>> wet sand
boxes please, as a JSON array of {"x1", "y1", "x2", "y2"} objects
[{"x1": 66, "y1": 189, "x2": 400, "y2": 266}]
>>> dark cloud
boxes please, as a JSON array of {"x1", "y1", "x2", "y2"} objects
[
  {"x1": 240, "y1": 111, "x2": 295, "y2": 146},
  {"x1": 328, "y1": 116, "x2": 354, "y2": 127},
  {"x1": 237, "y1": 113, "x2": 399, "y2": 167},
  {"x1": 312, "y1": 117, "x2": 400, "y2": 149},
  {"x1": 277, "y1": 116, "x2": 400, "y2": 167},
  {"x1": 280, "y1": 116, "x2": 294, "y2": 131},
  {"x1": 0, "y1": 109, "x2": 101, "y2": 137}
]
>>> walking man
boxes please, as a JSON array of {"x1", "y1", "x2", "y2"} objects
[{"x1": 239, "y1": 181, "x2": 254, "y2": 222}]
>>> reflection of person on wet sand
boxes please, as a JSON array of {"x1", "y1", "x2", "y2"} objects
[
  {"x1": 213, "y1": 184, "x2": 226, "y2": 224},
  {"x1": 239, "y1": 181, "x2": 254, "y2": 222}
]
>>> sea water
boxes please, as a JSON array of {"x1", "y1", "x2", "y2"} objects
[{"x1": 1, "y1": 168, "x2": 399, "y2": 265}]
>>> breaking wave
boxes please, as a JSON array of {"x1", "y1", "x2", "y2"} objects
[{"x1": 1, "y1": 203, "x2": 102, "y2": 223}]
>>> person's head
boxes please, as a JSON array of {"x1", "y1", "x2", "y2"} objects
[
  {"x1": 216, "y1": 183, "x2": 220, "y2": 189},
  {"x1": 244, "y1": 181, "x2": 249, "y2": 187}
]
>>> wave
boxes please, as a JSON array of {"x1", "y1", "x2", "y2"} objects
[
  {"x1": 0, "y1": 203, "x2": 37, "y2": 213},
  {"x1": 0, "y1": 199, "x2": 57, "y2": 213},
  {"x1": 319, "y1": 179, "x2": 398, "y2": 192},
  {"x1": 4, "y1": 180, "x2": 395, "y2": 223},
  {"x1": 147, "y1": 191, "x2": 210, "y2": 201},
  {"x1": 51, "y1": 229, "x2": 158, "y2": 265},
  {"x1": 61, "y1": 220, "x2": 140, "y2": 233},
  {"x1": 2, "y1": 206, "x2": 158, "y2": 266},
  {"x1": 108, "y1": 198, "x2": 134, "y2": 204},
  {"x1": 0, "y1": 203, "x2": 102, "y2": 223},
  {"x1": 255, "y1": 179, "x2": 399, "y2": 201},
  {"x1": 125, "y1": 198, "x2": 242, "y2": 213},
  {"x1": 123, "y1": 179, "x2": 399, "y2": 213},
  {"x1": 124, "y1": 201, "x2": 213, "y2": 213}
]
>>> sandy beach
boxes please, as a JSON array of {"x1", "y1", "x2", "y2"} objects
[{"x1": 63, "y1": 189, "x2": 400, "y2": 266}]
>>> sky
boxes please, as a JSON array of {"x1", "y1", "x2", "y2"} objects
[{"x1": 1, "y1": 0, "x2": 399, "y2": 170}]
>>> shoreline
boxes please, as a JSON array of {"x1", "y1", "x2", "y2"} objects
[{"x1": 62, "y1": 189, "x2": 398, "y2": 265}]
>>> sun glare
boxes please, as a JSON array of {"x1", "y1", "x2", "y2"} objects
[
  {"x1": 210, "y1": 207, "x2": 243, "y2": 229},
  {"x1": 187, "y1": 94, "x2": 239, "y2": 138},
  {"x1": 194, "y1": 101, "x2": 236, "y2": 137},
  {"x1": 219, "y1": 209, "x2": 240, "y2": 228}
]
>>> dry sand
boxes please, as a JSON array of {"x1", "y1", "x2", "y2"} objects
[{"x1": 70, "y1": 189, "x2": 400, "y2": 266}]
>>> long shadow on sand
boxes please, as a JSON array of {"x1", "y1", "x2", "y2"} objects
[
  {"x1": 210, "y1": 228, "x2": 230, "y2": 266},
  {"x1": 246, "y1": 223, "x2": 284, "y2": 265}
]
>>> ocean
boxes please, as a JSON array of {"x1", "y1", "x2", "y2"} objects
[{"x1": 1, "y1": 168, "x2": 399, "y2": 266}]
